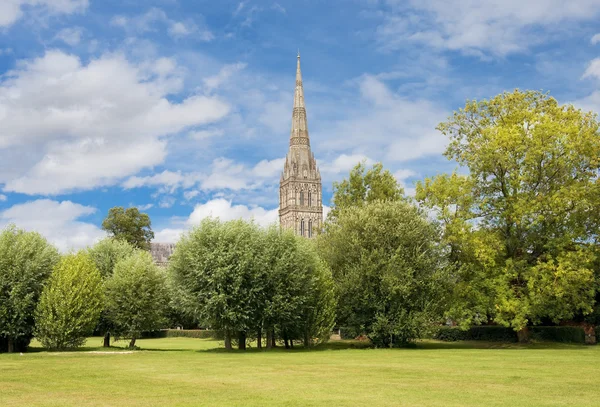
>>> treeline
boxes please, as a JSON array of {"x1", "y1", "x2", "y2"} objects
[{"x1": 2, "y1": 89, "x2": 600, "y2": 352}]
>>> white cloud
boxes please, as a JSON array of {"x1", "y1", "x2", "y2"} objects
[
  {"x1": 0, "y1": 50, "x2": 230, "y2": 195},
  {"x1": 137, "y1": 203, "x2": 154, "y2": 211},
  {"x1": 153, "y1": 227, "x2": 185, "y2": 243},
  {"x1": 377, "y1": 0, "x2": 600, "y2": 56},
  {"x1": 0, "y1": 199, "x2": 105, "y2": 252},
  {"x1": 394, "y1": 169, "x2": 418, "y2": 196},
  {"x1": 203, "y1": 63, "x2": 247, "y2": 91},
  {"x1": 183, "y1": 190, "x2": 199, "y2": 200},
  {"x1": 0, "y1": 0, "x2": 88, "y2": 27},
  {"x1": 582, "y1": 58, "x2": 600, "y2": 80},
  {"x1": 252, "y1": 158, "x2": 285, "y2": 178},
  {"x1": 188, "y1": 128, "x2": 224, "y2": 140},
  {"x1": 54, "y1": 27, "x2": 83, "y2": 46},
  {"x1": 0, "y1": 194, "x2": 6, "y2": 201},
  {"x1": 592, "y1": 33, "x2": 600, "y2": 45},
  {"x1": 188, "y1": 198, "x2": 278, "y2": 227},
  {"x1": 123, "y1": 170, "x2": 198, "y2": 192},
  {"x1": 320, "y1": 154, "x2": 373, "y2": 176}
]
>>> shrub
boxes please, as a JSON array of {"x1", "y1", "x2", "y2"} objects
[
  {"x1": 166, "y1": 329, "x2": 223, "y2": 339},
  {"x1": 339, "y1": 327, "x2": 362, "y2": 340},
  {"x1": 434, "y1": 326, "x2": 517, "y2": 342},
  {"x1": 35, "y1": 253, "x2": 103, "y2": 350},
  {"x1": 530, "y1": 326, "x2": 586, "y2": 343}
]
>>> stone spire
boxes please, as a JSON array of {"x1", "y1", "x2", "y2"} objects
[
  {"x1": 279, "y1": 53, "x2": 323, "y2": 238},
  {"x1": 290, "y1": 52, "x2": 309, "y2": 147}
]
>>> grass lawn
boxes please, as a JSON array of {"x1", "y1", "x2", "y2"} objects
[{"x1": 0, "y1": 337, "x2": 598, "y2": 407}]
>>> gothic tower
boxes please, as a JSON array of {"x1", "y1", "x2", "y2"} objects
[{"x1": 279, "y1": 53, "x2": 323, "y2": 237}]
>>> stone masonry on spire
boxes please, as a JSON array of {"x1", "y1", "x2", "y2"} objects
[{"x1": 279, "y1": 54, "x2": 323, "y2": 237}]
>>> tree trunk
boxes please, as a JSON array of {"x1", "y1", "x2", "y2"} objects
[
  {"x1": 290, "y1": 340, "x2": 294, "y2": 349},
  {"x1": 283, "y1": 331, "x2": 290, "y2": 349},
  {"x1": 266, "y1": 329, "x2": 273, "y2": 349},
  {"x1": 271, "y1": 329, "x2": 276, "y2": 348},
  {"x1": 238, "y1": 331, "x2": 246, "y2": 350},
  {"x1": 224, "y1": 331, "x2": 232, "y2": 350},
  {"x1": 103, "y1": 332, "x2": 110, "y2": 348},
  {"x1": 517, "y1": 326, "x2": 530, "y2": 343},
  {"x1": 7, "y1": 338, "x2": 14, "y2": 353},
  {"x1": 257, "y1": 329, "x2": 262, "y2": 349},
  {"x1": 303, "y1": 330, "x2": 310, "y2": 348},
  {"x1": 128, "y1": 336, "x2": 137, "y2": 349}
]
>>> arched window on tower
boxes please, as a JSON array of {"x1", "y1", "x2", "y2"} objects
[
  {"x1": 308, "y1": 191, "x2": 312, "y2": 207},
  {"x1": 300, "y1": 191, "x2": 304, "y2": 206},
  {"x1": 308, "y1": 220, "x2": 312, "y2": 238},
  {"x1": 300, "y1": 219, "x2": 305, "y2": 236}
]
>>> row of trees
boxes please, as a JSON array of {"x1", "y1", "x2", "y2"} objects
[{"x1": 2, "y1": 89, "x2": 599, "y2": 351}]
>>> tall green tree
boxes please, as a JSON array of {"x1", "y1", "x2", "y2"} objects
[
  {"x1": 87, "y1": 238, "x2": 136, "y2": 347},
  {"x1": 319, "y1": 200, "x2": 448, "y2": 347},
  {"x1": 0, "y1": 226, "x2": 59, "y2": 353},
  {"x1": 417, "y1": 90, "x2": 600, "y2": 340},
  {"x1": 35, "y1": 252, "x2": 103, "y2": 350},
  {"x1": 329, "y1": 161, "x2": 404, "y2": 220},
  {"x1": 102, "y1": 207, "x2": 154, "y2": 251},
  {"x1": 104, "y1": 251, "x2": 168, "y2": 349},
  {"x1": 169, "y1": 219, "x2": 263, "y2": 350}
]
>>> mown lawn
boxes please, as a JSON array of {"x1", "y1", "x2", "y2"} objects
[{"x1": 0, "y1": 337, "x2": 598, "y2": 407}]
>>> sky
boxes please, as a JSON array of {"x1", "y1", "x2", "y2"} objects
[{"x1": 2, "y1": 0, "x2": 600, "y2": 251}]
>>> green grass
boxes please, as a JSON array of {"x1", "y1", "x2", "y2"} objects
[{"x1": 1, "y1": 337, "x2": 598, "y2": 407}]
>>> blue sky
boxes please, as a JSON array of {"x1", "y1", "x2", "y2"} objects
[{"x1": 2, "y1": 0, "x2": 600, "y2": 251}]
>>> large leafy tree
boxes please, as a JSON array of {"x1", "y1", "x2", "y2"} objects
[
  {"x1": 104, "y1": 251, "x2": 168, "y2": 348},
  {"x1": 102, "y1": 207, "x2": 154, "y2": 251},
  {"x1": 169, "y1": 219, "x2": 264, "y2": 350},
  {"x1": 35, "y1": 252, "x2": 103, "y2": 350},
  {"x1": 319, "y1": 200, "x2": 448, "y2": 347},
  {"x1": 0, "y1": 226, "x2": 59, "y2": 353},
  {"x1": 87, "y1": 238, "x2": 136, "y2": 347},
  {"x1": 329, "y1": 161, "x2": 404, "y2": 220},
  {"x1": 417, "y1": 90, "x2": 600, "y2": 339}
]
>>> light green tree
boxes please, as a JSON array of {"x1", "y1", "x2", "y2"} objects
[
  {"x1": 417, "y1": 90, "x2": 600, "y2": 340},
  {"x1": 318, "y1": 200, "x2": 448, "y2": 347},
  {"x1": 35, "y1": 252, "x2": 103, "y2": 350},
  {"x1": 0, "y1": 225, "x2": 59, "y2": 353},
  {"x1": 105, "y1": 251, "x2": 168, "y2": 348},
  {"x1": 102, "y1": 207, "x2": 154, "y2": 251},
  {"x1": 87, "y1": 238, "x2": 136, "y2": 347},
  {"x1": 329, "y1": 161, "x2": 404, "y2": 220}
]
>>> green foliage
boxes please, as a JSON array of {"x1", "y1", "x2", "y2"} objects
[
  {"x1": 434, "y1": 326, "x2": 518, "y2": 342},
  {"x1": 417, "y1": 90, "x2": 600, "y2": 332},
  {"x1": 530, "y1": 326, "x2": 586, "y2": 343},
  {"x1": 35, "y1": 252, "x2": 103, "y2": 350},
  {"x1": 87, "y1": 238, "x2": 136, "y2": 279},
  {"x1": 101, "y1": 207, "x2": 154, "y2": 251},
  {"x1": 164, "y1": 329, "x2": 223, "y2": 339},
  {"x1": 0, "y1": 225, "x2": 59, "y2": 352},
  {"x1": 319, "y1": 200, "x2": 448, "y2": 347},
  {"x1": 104, "y1": 251, "x2": 168, "y2": 347},
  {"x1": 338, "y1": 326, "x2": 361, "y2": 340},
  {"x1": 169, "y1": 219, "x2": 336, "y2": 349},
  {"x1": 329, "y1": 161, "x2": 404, "y2": 220}
]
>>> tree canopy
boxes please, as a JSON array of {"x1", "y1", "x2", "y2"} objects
[
  {"x1": 417, "y1": 90, "x2": 600, "y2": 338},
  {"x1": 329, "y1": 161, "x2": 404, "y2": 220},
  {"x1": 35, "y1": 252, "x2": 103, "y2": 350},
  {"x1": 0, "y1": 225, "x2": 59, "y2": 352},
  {"x1": 102, "y1": 207, "x2": 154, "y2": 251}
]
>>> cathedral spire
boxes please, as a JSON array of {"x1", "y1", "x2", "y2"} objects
[{"x1": 290, "y1": 52, "x2": 309, "y2": 147}]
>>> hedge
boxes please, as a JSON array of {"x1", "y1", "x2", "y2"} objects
[
  {"x1": 434, "y1": 326, "x2": 517, "y2": 342},
  {"x1": 434, "y1": 326, "x2": 589, "y2": 343},
  {"x1": 140, "y1": 329, "x2": 223, "y2": 340},
  {"x1": 530, "y1": 326, "x2": 586, "y2": 344}
]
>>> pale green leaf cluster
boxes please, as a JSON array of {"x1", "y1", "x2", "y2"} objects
[
  {"x1": 0, "y1": 225, "x2": 59, "y2": 352},
  {"x1": 35, "y1": 252, "x2": 103, "y2": 350}
]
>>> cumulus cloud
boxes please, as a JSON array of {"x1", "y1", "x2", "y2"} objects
[
  {"x1": 582, "y1": 58, "x2": 600, "y2": 80},
  {"x1": 592, "y1": 33, "x2": 600, "y2": 45},
  {"x1": 54, "y1": 27, "x2": 83, "y2": 46},
  {"x1": 188, "y1": 198, "x2": 278, "y2": 227},
  {"x1": 0, "y1": 0, "x2": 88, "y2": 27},
  {"x1": 377, "y1": 0, "x2": 600, "y2": 56},
  {"x1": 0, "y1": 50, "x2": 230, "y2": 195},
  {"x1": 0, "y1": 199, "x2": 105, "y2": 252}
]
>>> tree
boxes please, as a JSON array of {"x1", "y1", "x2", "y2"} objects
[
  {"x1": 0, "y1": 225, "x2": 59, "y2": 353},
  {"x1": 417, "y1": 90, "x2": 600, "y2": 340},
  {"x1": 318, "y1": 200, "x2": 448, "y2": 347},
  {"x1": 102, "y1": 207, "x2": 154, "y2": 250},
  {"x1": 35, "y1": 253, "x2": 103, "y2": 350},
  {"x1": 104, "y1": 251, "x2": 168, "y2": 348},
  {"x1": 87, "y1": 238, "x2": 136, "y2": 347},
  {"x1": 169, "y1": 219, "x2": 263, "y2": 350},
  {"x1": 329, "y1": 161, "x2": 404, "y2": 220}
]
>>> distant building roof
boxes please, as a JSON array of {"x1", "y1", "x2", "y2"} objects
[{"x1": 150, "y1": 242, "x2": 176, "y2": 267}]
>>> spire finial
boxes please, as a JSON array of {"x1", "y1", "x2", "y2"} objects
[{"x1": 297, "y1": 49, "x2": 300, "y2": 59}]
